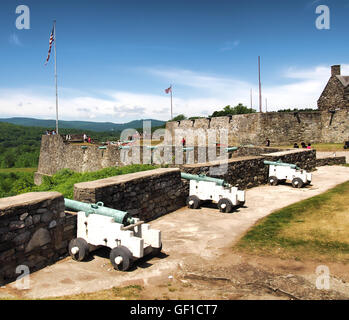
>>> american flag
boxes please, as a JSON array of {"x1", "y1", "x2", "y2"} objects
[
  {"x1": 165, "y1": 86, "x2": 172, "y2": 94},
  {"x1": 45, "y1": 25, "x2": 55, "y2": 65}
]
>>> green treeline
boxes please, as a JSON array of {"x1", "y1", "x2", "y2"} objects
[
  {"x1": 0, "y1": 122, "x2": 166, "y2": 169},
  {"x1": 0, "y1": 122, "x2": 42, "y2": 168},
  {"x1": 0, "y1": 122, "x2": 120, "y2": 169},
  {"x1": 0, "y1": 171, "x2": 35, "y2": 198}
]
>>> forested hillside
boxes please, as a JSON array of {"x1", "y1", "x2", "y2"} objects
[
  {"x1": 0, "y1": 117, "x2": 165, "y2": 132},
  {"x1": 0, "y1": 122, "x2": 42, "y2": 168},
  {"x1": 0, "y1": 122, "x2": 120, "y2": 168},
  {"x1": 0, "y1": 121, "x2": 166, "y2": 169}
]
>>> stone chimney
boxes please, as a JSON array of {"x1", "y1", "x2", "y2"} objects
[{"x1": 331, "y1": 65, "x2": 341, "y2": 76}]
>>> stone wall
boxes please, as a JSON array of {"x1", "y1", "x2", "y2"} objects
[
  {"x1": 166, "y1": 113, "x2": 262, "y2": 146},
  {"x1": 165, "y1": 110, "x2": 349, "y2": 146},
  {"x1": 37, "y1": 135, "x2": 122, "y2": 177},
  {"x1": 320, "y1": 109, "x2": 349, "y2": 143},
  {"x1": 181, "y1": 149, "x2": 316, "y2": 189},
  {"x1": 74, "y1": 168, "x2": 187, "y2": 222},
  {"x1": 318, "y1": 69, "x2": 349, "y2": 111},
  {"x1": 262, "y1": 149, "x2": 317, "y2": 172},
  {"x1": 182, "y1": 156, "x2": 267, "y2": 189},
  {"x1": 35, "y1": 109, "x2": 349, "y2": 180},
  {"x1": 316, "y1": 156, "x2": 346, "y2": 167},
  {"x1": 235, "y1": 146, "x2": 284, "y2": 157},
  {"x1": 0, "y1": 192, "x2": 76, "y2": 285}
]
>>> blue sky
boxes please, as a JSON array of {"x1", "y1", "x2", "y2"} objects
[{"x1": 0, "y1": 0, "x2": 348, "y2": 122}]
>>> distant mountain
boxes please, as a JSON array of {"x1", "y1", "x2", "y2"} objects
[{"x1": 0, "y1": 117, "x2": 166, "y2": 132}]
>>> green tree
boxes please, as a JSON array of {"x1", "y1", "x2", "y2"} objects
[
  {"x1": 210, "y1": 103, "x2": 256, "y2": 117},
  {"x1": 171, "y1": 114, "x2": 187, "y2": 121}
]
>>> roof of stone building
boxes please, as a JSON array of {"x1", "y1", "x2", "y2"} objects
[{"x1": 336, "y1": 75, "x2": 349, "y2": 87}]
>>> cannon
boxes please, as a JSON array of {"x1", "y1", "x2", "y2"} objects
[
  {"x1": 180, "y1": 173, "x2": 245, "y2": 213},
  {"x1": 264, "y1": 160, "x2": 312, "y2": 188},
  {"x1": 224, "y1": 147, "x2": 238, "y2": 152},
  {"x1": 64, "y1": 199, "x2": 162, "y2": 271}
]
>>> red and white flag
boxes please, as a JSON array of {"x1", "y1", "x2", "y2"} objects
[
  {"x1": 45, "y1": 25, "x2": 55, "y2": 65},
  {"x1": 165, "y1": 86, "x2": 172, "y2": 94}
]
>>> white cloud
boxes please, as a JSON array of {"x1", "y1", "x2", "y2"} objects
[{"x1": 0, "y1": 64, "x2": 347, "y2": 122}]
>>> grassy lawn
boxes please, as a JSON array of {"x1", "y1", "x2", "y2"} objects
[
  {"x1": 0, "y1": 164, "x2": 159, "y2": 199},
  {"x1": 34, "y1": 164, "x2": 159, "y2": 199},
  {"x1": 0, "y1": 167, "x2": 37, "y2": 173},
  {"x1": 235, "y1": 180, "x2": 349, "y2": 262},
  {"x1": 275, "y1": 143, "x2": 347, "y2": 152}
]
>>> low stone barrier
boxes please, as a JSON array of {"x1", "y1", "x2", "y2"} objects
[
  {"x1": 316, "y1": 156, "x2": 346, "y2": 167},
  {"x1": 0, "y1": 192, "x2": 76, "y2": 285},
  {"x1": 235, "y1": 146, "x2": 283, "y2": 157},
  {"x1": 74, "y1": 168, "x2": 187, "y2": 222},
  {"x1": 182, "y1": 156, "x2": 266, "y2": 189},
  {"x1": 181, "y1": 149, "x2": 316, "y2": 189},
  {"x1": 262, "y1": 149, "x2": 317, "y2": 172}
]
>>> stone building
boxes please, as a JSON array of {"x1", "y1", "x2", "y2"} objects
[{"x1": 318, "y1": 65, "x2": 349, "y2": 111}]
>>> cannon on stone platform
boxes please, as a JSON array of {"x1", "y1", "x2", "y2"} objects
[
  {"x1": 264, "y1": 160, "x2": 312, "y2": 188},
  {"x1": 64, "y1": 199, "x2": 162, "y2": 271},
  {"x1": 180, "y1": 173, "x2": 245, "y2": 213}
]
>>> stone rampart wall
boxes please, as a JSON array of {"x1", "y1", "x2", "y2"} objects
[{"x1": 0, "y1": 192, "x2": 76, "y2": 285}]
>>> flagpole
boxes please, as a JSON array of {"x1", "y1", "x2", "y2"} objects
[
  {"x1": 54, "y1": 20, "x2": 59, "y2": 134},
  {"x1": 170, "y1": 84, "x2": 173, "y2": 120},
  {"x1": 258, "y1": 56, "x2": 262, "y2": 113}
]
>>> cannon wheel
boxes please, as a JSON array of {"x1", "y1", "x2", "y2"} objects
[
  {"x1": 68, "y1": 238, "x2": 89, "y2": 261},
  {"x1": 268, "y1": 176, "x2": 278, "y2": 186},
  {"x1": 218, "y1": 198, "x2": 233, "y2": 213},
  {"x1": 292, "y1": 177, "x2": 303, "y2": 188},
  {"x1": 110, "y1": 246, "x2": 133, "y2": 271},
  {"x1": 186, "y1": 195, "x2": 200, "y2": 209}
]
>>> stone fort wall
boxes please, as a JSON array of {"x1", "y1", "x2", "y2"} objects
[
  {"x1": 34, "y1": 110, "x2": 348, "y2": 182},
  {"x1": 166, "y1": 110, "x2": 349, "y2": 146},
  {"x1": 0, "y1": 192, "x2": 76, "y2": 285}
]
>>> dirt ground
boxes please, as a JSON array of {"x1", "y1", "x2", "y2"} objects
[{"x1": 1, "y1": 165, "x2": 349, "y2": 300}]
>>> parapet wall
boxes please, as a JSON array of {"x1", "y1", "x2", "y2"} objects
[
  {"x1": 181, "y1": 149, "x2": 316, "y2": 189},
  {"x1": 36, "y1": 135, "x2": 122, "y2": 177},
  {"x1": 166, "y1": 110, "x2": 349, "y2": 146},
  {"x1": 73, "y1": 168, "x2": 187, "y2": 222},
  {"x1": 316, "y1": 156, "x2": 346, "y2": 167},
  {"x1": 0, "y1": 192, "x2": 76, "y2": 285}
]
